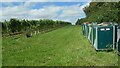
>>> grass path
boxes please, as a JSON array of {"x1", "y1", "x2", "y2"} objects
[{"x1": 2, "y1": 25, "x2": 118, "y2": 66}]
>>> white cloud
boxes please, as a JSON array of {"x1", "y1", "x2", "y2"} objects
[
  {"x1": 59, "y1": 4, "x2": 82, "y2": 17},
  {"x1": 80, "y1": 2, "x2": 90, "y2": 9},
  {"x1": 27, "y1": 0, "x2": 91, "y2": 2},
  {"x1": 2, "y1": 0, "x2": 92, "y2": 2},
  {"x1": 0, "y1": 2, "x2": 14, "y2": 7},
  {"x1": 2, "y1": 0, "x2": 119, "y2": 2},
  {"x1": 1, "y1": 2, "x2": 90, "y2": 24}
]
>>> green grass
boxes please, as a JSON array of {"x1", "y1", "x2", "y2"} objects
[{"x1": 2, "y1": 25, "x2": 118, "y2": 66}]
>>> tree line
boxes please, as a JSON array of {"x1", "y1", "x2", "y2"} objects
[
  {"x1": 76, "y1": 2, "x2": 120, "y2": 25},
  {"x1": 1, "y1": 18, "x2": 71, "y2": 36}
]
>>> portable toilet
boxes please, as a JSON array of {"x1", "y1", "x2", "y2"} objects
[
  {"x1": 82, "y1": 23, "x2": 86, "y2": 36},
  {"x1": 82, "y1": 22, "x2": 90, "y2": 38},
  {"x1": 82, "y1": 24, "x2": 84, "y2": 35},
  {"x1": 88, "y1": 24, "x2": 93, "y2": 43},
  {"x1": 86, "y1": 24, "x2": 89, "y2": 39},
  {"x1": 92, "y1": 25, "x2": 98, "y2": 46},
  {"x1": 109, "y1": 22, "x2": 119, "y2": 48},
  {"x1": 90, "y1": 23, "x2": 97, "y2": 45},
  {"x1": 117, "y1": 26, "x2": 120, "y2": 55},
  {"x1": 84, "y1": 23, "x2": 88, "y2": 37},
  {"x1": 85, "y1": 22, "x2": 90, "y2": 38},
  {"x1": 118, "y1": 39, "x2": 120, "y2": 55},
  {"x1": 92, "y1": 23, "x2": 115, "y2": 50}
]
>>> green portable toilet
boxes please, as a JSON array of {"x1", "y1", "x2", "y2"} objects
[
  {"x1": 90, "y1": 23, "x2": 97, "y2": 45},
  {"x1": 117, "y1": 26, "x2": 120, "y2": 55},
  {"x1": 92, "y1": 25, "x2": 97, "y2": 46},
  {"x1": 84, "y1": 24, "x2": 88, "y2": 37},
  {"x1": 109, "y1": 22, "x2": 118, "y2": 48},
  {"x1": 92, "y1": 25, "x2": 115, "y2": 50},
  {"x1": 82, "y1": 23, "x2": 86, "y2": 36},
  {"x1": 88, "y1": 24, "x2": 92, "y2": 43},
  {"x1": 89, "y1": 28, "x2": 92, "y2": 43},
  {"x1": 83, "y1": 22, "x2": 90, "y2": 38},
  {"x1": 83, "y1": 23, "x2": 88, "y2": 37},
  {"x1": 118, "y1": 39, "x2": 120, "y2": 55},
  {"x1": 86, "y1": 23, "x2": 90, "y2": 39},
  {"x1": 88, "y1": 24, "x2": 90, "y2": 40},
  {"x1": 86, "y1": 24, "x2": 89, "y2": 39}
]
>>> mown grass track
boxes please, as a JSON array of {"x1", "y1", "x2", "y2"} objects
[{"x1": 2, "y1": 25, "x2": 118, "y2": 66}]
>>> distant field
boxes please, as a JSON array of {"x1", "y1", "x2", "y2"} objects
[{"x1": 2, "y1": 25, "x2": 118, "y2": 66}]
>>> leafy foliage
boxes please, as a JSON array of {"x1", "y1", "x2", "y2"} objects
[
  {"x1": 1, "y1": 18, "x2": 71, "y2": 36},
  {"x1": 76, "y1": 2, "x2": 120, "y2": 25}
]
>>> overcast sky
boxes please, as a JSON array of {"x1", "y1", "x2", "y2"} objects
[{"x1": 0, "y1": 2, "x2": 90, "y2": 25}]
